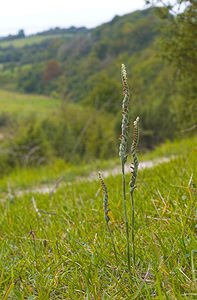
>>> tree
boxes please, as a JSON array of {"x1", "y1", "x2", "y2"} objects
[
  {"x1": 85, "y1": 72, "x2": 121, "y2": 113},
  {"x1": 146, "y1": 0, "x2": 197, "y2": 130},
  {"x1": 42, "y1": 60, "x2": 61, "y2": 83},
  {"x1": 146, "y1": 1, "x2": 196, "y2": 76},
  {"x1": 17, "y1": 29, "x2": 25, "y2": 39}
]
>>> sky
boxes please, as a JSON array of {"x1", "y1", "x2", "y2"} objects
[{"x1": 0, "y1": 0, "x2": 146, "y2": 36}]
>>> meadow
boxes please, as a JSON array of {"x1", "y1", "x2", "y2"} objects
[
  {"x1": 0, "y1": 136, "x2": 196, "y2": 299},
  {"x1": 0, "y1": 90, "x2": 60, "y2": 117},
  {"x1": 0, "y1": 34, "x2": 71, "y2": 48}
]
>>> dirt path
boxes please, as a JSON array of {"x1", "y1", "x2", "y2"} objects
[
  {"x1": 13, "y1": 156, "x2": 173, "y2": 196},
  {"x1": 89, "y1": 156, "x2": 172, "y2": 180}
]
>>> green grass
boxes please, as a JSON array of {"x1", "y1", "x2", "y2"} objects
[
  {"x1": 0, "y1": 89, "x2": 91, "y2": 122},
  {"x1": 0, "y1": 34, "x2": 72, "y2": 48},
  {"x1": 0, "y1": 137, "x2": 196, "y2": 299},
  {"x1": 0, "y1": 89, "x2": 60, "y2": 117},
  {"x1": 0, "y1": 136, "x2": 196, "y2": 194},
  {"x1": 0, "y1": 158, "x2": 118, "y2": 194},
  {"x1": 140, "y1": 136, "x2": 197, "y2": 160}
]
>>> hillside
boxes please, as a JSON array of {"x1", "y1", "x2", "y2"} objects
[
  {"x1": 0, "y1": 8, "x2": 163, "y2": 95},
  {"x1": 0, "y1": 89, "x2": 117, "y2": 177},
  {"x1": 0, "y1": 89, "x2": 59, "y2": 116},
  {"x1": 0, "y1": 34, "x2": 72, "y2": 48},
  {"x1": 0, "y1": 6, "x2": 196, "y2": 177},
  {"x1": 0, "y1": 8, "x2": 178, "y2": 144},
  {"x1": 0, "y1": 26, "x2": 88, "y2": 48}
]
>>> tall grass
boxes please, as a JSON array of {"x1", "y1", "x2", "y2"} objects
[
  {"x1": 99, "y1": 64, "x2": 139, "y2": 275},
  {"x1": 119, "y1": 64, "x2": 132, "y2": 275},
  {"x1": 98, "y1": 172, "x2": 118, "y2": 263},
  {"x1": 130, "y1": 116, "x2": 140, "y2": 266}
]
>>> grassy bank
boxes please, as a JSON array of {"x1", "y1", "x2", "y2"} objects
[
  {"x1": 0, "y1": 137, "x2": 196, "y2": 299},
  {"x1": 0, "y1": 136, "x2": 196, "y2": 193}
]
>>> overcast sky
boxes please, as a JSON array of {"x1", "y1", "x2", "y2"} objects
[{"x1": 0, "y1": 0, "x2": 147, "y2": 36}]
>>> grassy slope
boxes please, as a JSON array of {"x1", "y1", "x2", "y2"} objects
[
  {"x1": 0, "y1": 89, "x2": 92, "y2": 123},
  {"x1": 0, "y1": 136, "x2": 196, "y2": 193},
  {"x1": 0, "y1": 89, "x2": 60, "y2": 117},
  {"x1": 0, "y1": 137, "x2": 196, "y2": 299},
  {"x1": 0, "y1": 89, "x2": 111, "y2": 118},
  {"x1": 0, "y1": 34, "x2": 71, "y2": 48}
]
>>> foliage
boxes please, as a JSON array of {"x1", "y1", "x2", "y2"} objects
[
  {"x1": 146, "y1": 0, "x2": 197, "y2": 130},
  {"x1": 0, "y1": 90, "x2": 117, "y2": 177},
  {"x1": 7, "y1": 120, "x2": 52, "y2": 168},
  {"x1": 0, "y1": 6, "x2": 195, "y2": 156},
  {"x1": 84, "y1": 71, "x2": 121, "y2": 112}
]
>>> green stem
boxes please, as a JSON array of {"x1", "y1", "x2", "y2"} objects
[
  {"x1": 99, "y1": 172, "x2": 118, "y2": 268},
  {"x1": 129, "y1": 116, "x2": 139, "y2": 267},
  {"x1": 131, "y1": 193, "x2": 135, "y2": 266},
  {"x1": 106, "y1": 223, "x2": 118, "y2": 264},
  {"x1": 121, "y1": 160, "x2": 131, "y2": 276}
]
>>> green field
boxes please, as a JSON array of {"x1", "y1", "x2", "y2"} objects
[
  {"x1": 0, "y1": 136, "x2": 196, "y2": 193},
  {"x1": 0, "y1": 89, "x2": 60, "y2": 117},
  {"x1": 0, "y1": 137, "x2": 196, "y2": 299},
  {"x1": 0, "y1": 89, "x2": 91, "y2": 121},
  {"x1": 0, "y1": 34, "x2": 72, "y2": 48}
]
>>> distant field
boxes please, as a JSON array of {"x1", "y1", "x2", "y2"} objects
[
  {"x1": 0, "y1": 34, "x2": 72, "y2": 48},
  {"x1": 0, "y1": 89, "x2": 60, "y2": 117},
  {"x1": 0, "y1": 89, "x2": 92, "y2": 119}
]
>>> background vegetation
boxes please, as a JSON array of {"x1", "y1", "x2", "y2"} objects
[{"x1": 0, "y1": 4, "x2": 196, "y2": 179}]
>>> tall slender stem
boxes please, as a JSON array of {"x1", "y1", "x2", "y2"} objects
[
  {"x1": 119, "y1": 64, "x2": 132, "y2": 276},
  {"x1": 106, "y1": 222, "x2": 118, "y2": 263},
  {"x1": 130, "y1": 116, "x2": 139, "y2": 266},
  {"x1": 99, "y1": 172, "x2": 118, "y2": 264},
  {"x1": 121, "y1": 160, "x2": 131, "y2": 275},
  {"x1": 131, "y1": 194, "x2": 135, "y2": 265}
]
